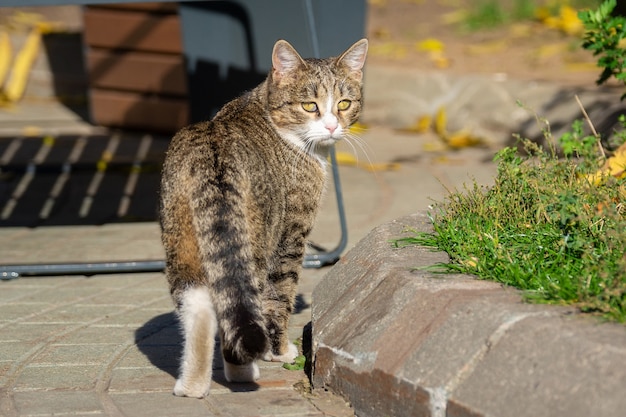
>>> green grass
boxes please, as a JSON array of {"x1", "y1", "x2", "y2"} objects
[
  {"x1": 465, "y1": 1, "x2": 508, "y2": 30},
  {"x1": 282, "y1": 355, "x2": 306, "y2": 371},
  {"x1": 463, "y1": 0, "x2": 602, "y2": 31},
  {"x1": 396, "y1": 121, "x2": 626, "y2": 323}
]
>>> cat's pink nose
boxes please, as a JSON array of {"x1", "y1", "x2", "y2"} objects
[{"x1": 326, "y1": 123, "x2": 337, "y2": 134}]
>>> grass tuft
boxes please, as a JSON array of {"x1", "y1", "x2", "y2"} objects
[{"x1": 397, "y1": 117, "x2": 626, "y2": 323}]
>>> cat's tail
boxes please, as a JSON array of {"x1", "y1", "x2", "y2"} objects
[{"x1": 189, "y1": 178, "x2": 269, "y2": 368}]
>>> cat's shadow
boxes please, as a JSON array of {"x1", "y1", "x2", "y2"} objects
[
  {"x1": 135, "y1": 312, "x2": 260, "y2": 393},
  {"x1": 135, "y1": 293, "x2": 309, "y2": 393}
]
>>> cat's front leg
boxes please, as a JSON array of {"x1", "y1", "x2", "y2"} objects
[
  {"x1": 261, "y1": 272, "x2": 300, "y2": 363},
  {"x1": 174, "y1": 286, "x2": 217, "y2": 398},
  {"x1": 223, "y1": 360, "x2": 261, "y2": 382},
  {"x1": 262, "y1": 340, "x2": 299, "y2": 363}
]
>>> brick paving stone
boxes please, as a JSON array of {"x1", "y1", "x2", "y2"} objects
[
  {"x1": 110, "y1": 392, "x2": 214, "y2": 417},
  {"x1": 108, "y1": 366, "x2": 176, "y2": 393},
  {"x1": 206, "y1": 389, "x2": 322, "y2": 417},
  {"x1": 12, "y1": 391, "x2": 105, "y2": 417},
  {"x1": 60, "y1": 325, "x2": 139, "y2": 345},
  {"x1": 31, "y1": 343, "x2": 120, "y2": 365},
  {"x1": 0, "y1": 322, "x2": 74, "y2": 343},
  {"x1": 14, "y1": 364, "x2": 101, "y2": 391}
]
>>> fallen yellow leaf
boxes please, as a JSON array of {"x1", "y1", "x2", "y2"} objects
[
  {"x1": 535, "y1": 43, "x2": 568, "y2": 59},
  {"x1": 0, "y1": 31, "x2": 12, "y2": 88},
  {"x1": 538, "y1": 5, "x2": 584, "y2": 36},
  {"x1": 416, "y1": 38, "x2": 445, "y2": 53},
  {"x1": 36, "y1": 21, "x2": 64, "y2": 34},
  {"x1": 564, "y1": 62, "x2": 598, "y2": 72},
  {"x1": 2, "y1": 27, "x2": 41, "y2": 102},
  {"x1": 445, "y1": 130, "x2": 484, "y2": 149},
  {"x1": 585, "y1": 142, "x2": 626, "y2": 185},
  {"x1": 335, "y1": 151, "x2": 400, "y2": 172},
  {"x1": 22, "y1": 125, "x2": 42, "y2": 136},
  {"x1": 558, "y1": 6, "x2": 584, "y2": 36},
  {"x1": 370, "y1": 42, "x2": 408, "y2": 59},
  {"x1": 460, "y1": 256, "x2": 479, "y2": 268},
  {"x1": 606, "y1": 154, "x2": 626, "y2": 179},
  {"x1": 422, "y1": 142, "x2": 447, "y2": 152},
  {"x1": 42, "y1": 135, "x2": 55, "y2": 146},
  {"x1": 335, "y1": 151, "x2": 358, "y2": 167},
  {"x1": 542, "y1": 16, "x2": 561, "y2": 31},
  {"x1": 364, "y1": 162, "x2": 401, "y2": 172},
  {"x1": 400, "y1": 115, "x2": 432, "y2": 133},
  {"x1": 509, "y1": 23, "x2": 532, "y2": 38},
  {"x1": 429, "y1": 51, "x2": 450, "y2": 68},
  {"x1": 434, "y1": 107, "x2": 447, "y2": 136},
  {"x1": 349, "y1": 121, "x2": 368, "y2": 134}
]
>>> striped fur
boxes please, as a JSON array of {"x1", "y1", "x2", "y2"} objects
[{"x1": 159, "y1": 39, "x2": 368, "y2": 398}]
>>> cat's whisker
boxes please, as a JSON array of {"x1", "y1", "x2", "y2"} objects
[
  {"x1": 285, "y1": 134, "x2": 315, "y2": 179},
  {"x1": 343, "y1": 131, "x2": 375, "y2": 168},
  {"x1": 345, "y1": 131, "x2": 374, "y2": 156},
  {"x1": 340, "y1": 134, "x2": 361, "y2": 162}
]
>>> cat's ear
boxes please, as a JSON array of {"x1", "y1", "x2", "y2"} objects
[
  {"x1": 336, "y1": 39, "x2": 368, "y2": 79},
  {"x1": 272, "y1": 40, "x2": 306, "y2": 81}
]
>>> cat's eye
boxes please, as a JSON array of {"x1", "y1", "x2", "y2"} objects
[
  {"x1": 337, "y1": 100, "x2": 351, "y2": 111},
  {"x1": 302, "y1": 102, "x2": 318, "y2": 113}
]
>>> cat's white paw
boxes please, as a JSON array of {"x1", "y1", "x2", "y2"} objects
[
  {"x1": 224, "y1": 361, "x2": 260, "y2": 383},
  {"x1": 173, "y1": 378, "x2": 210, "y2": 398},
  {"x1": 263, "y1": 342, "x2": 299, "y2": 363}
]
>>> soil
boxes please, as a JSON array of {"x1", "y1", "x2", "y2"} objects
[{"x1": 366, "y1": 0, "x2": 602, "y2": 86}]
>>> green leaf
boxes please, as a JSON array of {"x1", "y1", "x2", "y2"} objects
[
  {"x1": 282, "y1": 355, "x2": 306, "y2": 371},
  {"x1": 599, "y1": 0, "x2": 616, "y2": 18}
]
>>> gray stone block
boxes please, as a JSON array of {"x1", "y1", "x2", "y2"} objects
[
  {"x1": 312, "y1": 214, "x2": 626, "y2": 417},
  {"x1": 449, "y1": 314, "x2": 626, "y2": 417}
]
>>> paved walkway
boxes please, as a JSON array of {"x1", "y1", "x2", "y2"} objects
[{"x1": 0, "y1": 267, "x2": 350, "y2": 416}]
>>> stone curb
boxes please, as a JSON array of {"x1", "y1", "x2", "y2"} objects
[{"x1": 311, "y1": 212, "x2": 626, "y2": 417}]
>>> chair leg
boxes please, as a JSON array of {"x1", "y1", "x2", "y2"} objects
[{"x1": 302, "y1": 146, "x2": 348, "y2": 268}]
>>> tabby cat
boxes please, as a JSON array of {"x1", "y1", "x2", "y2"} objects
[{"x1": 159, "y1": 38, "x2": 368, "y2": 398}]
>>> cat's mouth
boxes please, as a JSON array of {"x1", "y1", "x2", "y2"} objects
[
  {"x1": 315, "y1": 136, "x2": 341, "y2": 147},
  {"x1": 310, "y1": 128, "x2": 344, "y2": 146}
]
